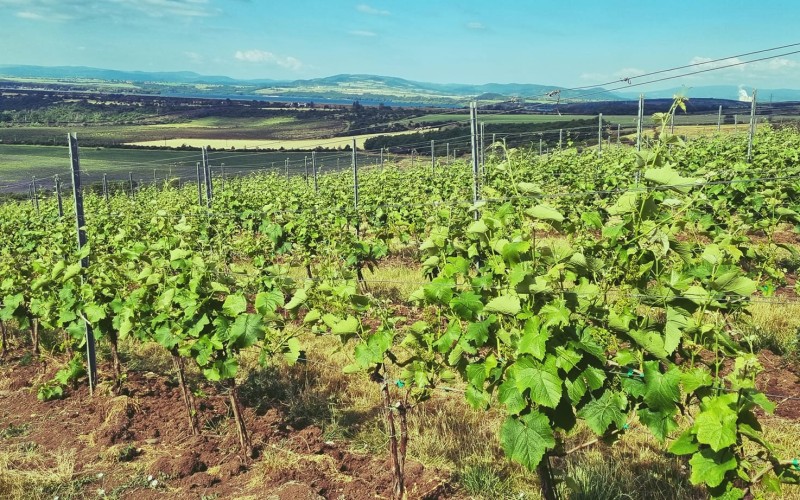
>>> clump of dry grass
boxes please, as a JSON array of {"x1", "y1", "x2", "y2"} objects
[{"x1": 0, "y1": 446, "x2": 83, "y2": 500}]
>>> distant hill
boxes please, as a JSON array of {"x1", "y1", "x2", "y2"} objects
[
  {"x1": 2, "y1": 65, "x2": 800, "y2": 106},
  {"x1": 0, "y1": 65, "x2": 277, "y2": 85},
  {"x1": 617, "y1": 85, "x2": 800, "y2": 102}
]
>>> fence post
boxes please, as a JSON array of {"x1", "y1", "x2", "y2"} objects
[
  {"x1": 636, "y1": 94, "x2": 644, "y2": 151},
  {"x1": 202, "y1": 147, "x2": 213, "y2": 206},
  {"x1": 479, "y1": 122, "x2": 485, "y2": 174},
  {"x1": 431, "y1": 139, "x2": 436, "y2": 175},
  {"x1": 55, "y1": 175, "x2": 64, "y2": 217},
  {"x1": 304, "y1": 156, "x2": 309, "y2": 186},
  {"x1": 128, "y1": 172, "x2": 134, "y2": 197},
  {"x1": 598, "y1": 113, "x2": 603, "y2": 156},
  {"x1": 717, "y1": 105, "x2": 723, "y2": 132},
  {"x1": 67, "y1": 133, "x2": 97, "y2": 394},
  {"x1": 31, "y1": 176, "x2": 39, "y2": 214},
  {"x1": 747, "y1": 89, "x2": 758, "y2": 162},
  {"x1": 285, "y1": 158, "x2": 289, "y2": 181},
  {"x1": 446, "y1": 143, "x2": 450, "y2": 164},
  {"x1": 195, "y1": 161, "x2": 203, "y2": 207},
  {"x1": 352, "y1": 139, "x2": 359, "y2": 233},
  {"x1": 312, "y1": 151, "x2": 318, "y2": 192},
  {"x1": 617, "y1": 123, "x2": 621, "y2": 144},
  {"x1": 559, "y1": 129, "x2": 563, "y2": 149},
  {"x1": 380, "y1": 147, "x2": 384, "y2": 171},
  {"x1": 469, "y1": 101, "x2": 480, "y2": 220},
  {"x1": 102, "y1": 174, "x2": 109, "y2": 203},
  {"x1": 539, "y1": 135, "x2": 543, "y2": 156}
]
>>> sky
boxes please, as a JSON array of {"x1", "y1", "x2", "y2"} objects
[{"x1": 1, "y1": 0, "x2": 800, "y2": 90}]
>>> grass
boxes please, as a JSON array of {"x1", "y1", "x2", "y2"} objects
[{"x1": 745, "y1": 302, "x2": 800, "y2": 355}]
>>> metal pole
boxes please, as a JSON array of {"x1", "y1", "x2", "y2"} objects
[
  {"x1": 431, "y1": 140, "x2": 435, "y2": 175},
  {"x1": 312, "y1": 151, "x2": 318, "y2": 192},
  {"x1": 220, "y1": 163, "x2": 225, "y2": 192},
  {"x1": 539, "y1": 135, "x2": 543, "y2": 156},
  {"x1": 469, "y1": 101, "x2": 480, "y2": 220},
  {"x1": 446, "y1": 143, "x2": 450, "y2": 164},
  {"x1": 32, "y1": 176, "x2": 39, "y2": 214},
  {"x1": 479, "y1": 122, "x2": 485, "y2": 173},
  {"x1": 102, "y1": 174, "x2": 108, "y2": 203},
  {"x1": 352, "y1": 139, "x2": 359, "y2": 210},
  {"x1": 285, "y1": 158, "x2": 289, "y2": 181},
  {"x1": 380, "y1": 147, "x2": 384, "y2": 171},
  {"x1": 304, "y1": 156, "x2": 309, "y2": 186},
  {"x1": 747, "y1": 89, "x2": 758, "y2": 162},
  {"x1": 598, "y1": 114, "x2": 603, "y2": 156},
  {"x1": 29, "y1": 182, "x2": 34, "y2": 209},
  {"x1": 55, "y1": 175, "x2": 63, "y2": 217},
  {"x1": 202, "y1": 147, "x2": 212, "y2": 206},
  {"x1": 636, "y1": 94, "x2": 644, "y2": 152},
  {"x1": 196, "y1": 161, "x2": 203, "y2": 207},
  {"x1": 717, "y1": 105, "x2": 723, "y2": 132},
  {"x1": 129, "y1": 172, "x2": 134, "y2": 197},
  {"x1": 67, "y1": 133, "x2": 96, "y2": 394},
  {"x1": 559, "y1": 129, "x2": 563, "y2": 149},
  {"x1": 617, "y1": 123, "x2": 621, "y2": 144}
]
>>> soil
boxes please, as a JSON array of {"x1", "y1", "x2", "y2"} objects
[
  {"x1": 755, "y1": 349, "x2": 800, "y2": 420},
  {"x1": 0, "y1": 349, "x2": 454, "y2": 499}
]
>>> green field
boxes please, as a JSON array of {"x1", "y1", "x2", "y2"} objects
[
  {"x1": 0, "y1": 144, "x2": 365, "y2": 192},
  {"x1": 408, "y1": 112, "x2": 791, "y2": 127}
]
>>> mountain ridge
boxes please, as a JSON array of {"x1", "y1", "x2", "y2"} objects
[{"x1": 2, "y1": 64, "x2": 799, "y2": 103}]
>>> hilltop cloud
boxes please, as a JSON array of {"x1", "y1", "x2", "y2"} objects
[
  {"x1": 356, "y1": 3, "x2": 390, "y2": 16},
  {"x1": 234, "y1": 49, "x2": 303, "y2": 70},
  {"x1": 0, "y1": 0, "x2": 216, "y2": 22}
]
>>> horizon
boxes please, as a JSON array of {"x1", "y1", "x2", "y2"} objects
[{"x1": 1, "y1": 1, "x2": 799, "y2": 92}]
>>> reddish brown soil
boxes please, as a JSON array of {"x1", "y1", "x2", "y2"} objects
[
  {"x1": 756, "y1": 350, "x2": 800, "y2": 420},
  {"x1": 0, "y1": 350, "x2": 454, "y2": 499}
]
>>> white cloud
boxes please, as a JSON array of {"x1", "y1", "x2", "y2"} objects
[
  {"x1": 349, "y1": 30, "x2": 377, "y2": 37},
  {"x1": 185, "y1": 51, "x2": 203, "y2": 63},
  {"x1": 466, "y1": 22, "x2": 485, "y2": 30},
  {"x1": 0, "y1": 0, "x2": 216, "y2": 22},
  {"x1": 234, "y1": 50, "x2": 303, "y2": 71},
  {"x1": 16, "y1": 11, "x2": 44, "y2": 19},
  {"x1": 356, "y1": 3, "x2": 389, "y2": 16}
]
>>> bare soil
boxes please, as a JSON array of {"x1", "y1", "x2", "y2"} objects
[{"x1": 0, "y1": 350, "x2": 453, "y2": 499}]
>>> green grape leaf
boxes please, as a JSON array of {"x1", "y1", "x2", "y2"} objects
[
  {"x1": 514, "y1": 356, "x2": 562, "y2": 409},
  {"x1": 694, "y1": 401, "x2": 738, "y2": 452},
  {"x1": 643, "y1": 361, "x2": 681, "y2": 411},
  {"x1": 500, "y1": 412, "x2": 556, "y2": 471},
  {"x1": 689, "y1": 448, "x2": 737, "y2": 488},
  {"x1": 484, "y1": 295, "x2": 520, "y2": 316},
  {"x1": 577, "y1": 391, "x2": 627, "y2": 435},
  {"x1": 255, "y1": 290, "x2": 284, "y2": 316},
  {"x1": 228, "y1": 313, "x2": 265, "y2": 350},
  {"x1": 222, "y1": 293, "x2": 248, "y2": 317}
]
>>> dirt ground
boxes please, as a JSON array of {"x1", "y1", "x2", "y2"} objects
[{"x1": 0, "y1": 351, "x2": 453, "y2": 499}]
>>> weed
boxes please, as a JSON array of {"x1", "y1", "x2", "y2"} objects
[
  {"x1": 0, "y1": 423, "x2": 29, "y2": 439},
  {"x1": 116, "y1": 444, "x2": 139, "y2": 463},
  {"x1": 458, "y1": 461, "x2": 510, "y2": 498}
]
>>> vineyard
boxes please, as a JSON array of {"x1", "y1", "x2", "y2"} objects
[{"x1": 2, "y1": 101, "x2": 800, "y2": 499}]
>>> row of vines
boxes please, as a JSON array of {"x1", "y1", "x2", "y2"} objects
[{"x1": 2, "y1": 102, "x2": 800, "y2": 498}]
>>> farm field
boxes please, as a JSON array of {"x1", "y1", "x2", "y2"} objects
[
  {"x1": 0, "y1": 145, "x2": 369, "y2": 190},
  {"x1": 2, "y1": 108, "x2": 800, "y2": 498},
  {"x1": 125, "y1": 128, "x2": 427, "y2": 151}
]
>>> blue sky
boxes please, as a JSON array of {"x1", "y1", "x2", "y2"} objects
[{"x1": 1, "y1": 0, "x2": 799, "y2": 90}]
